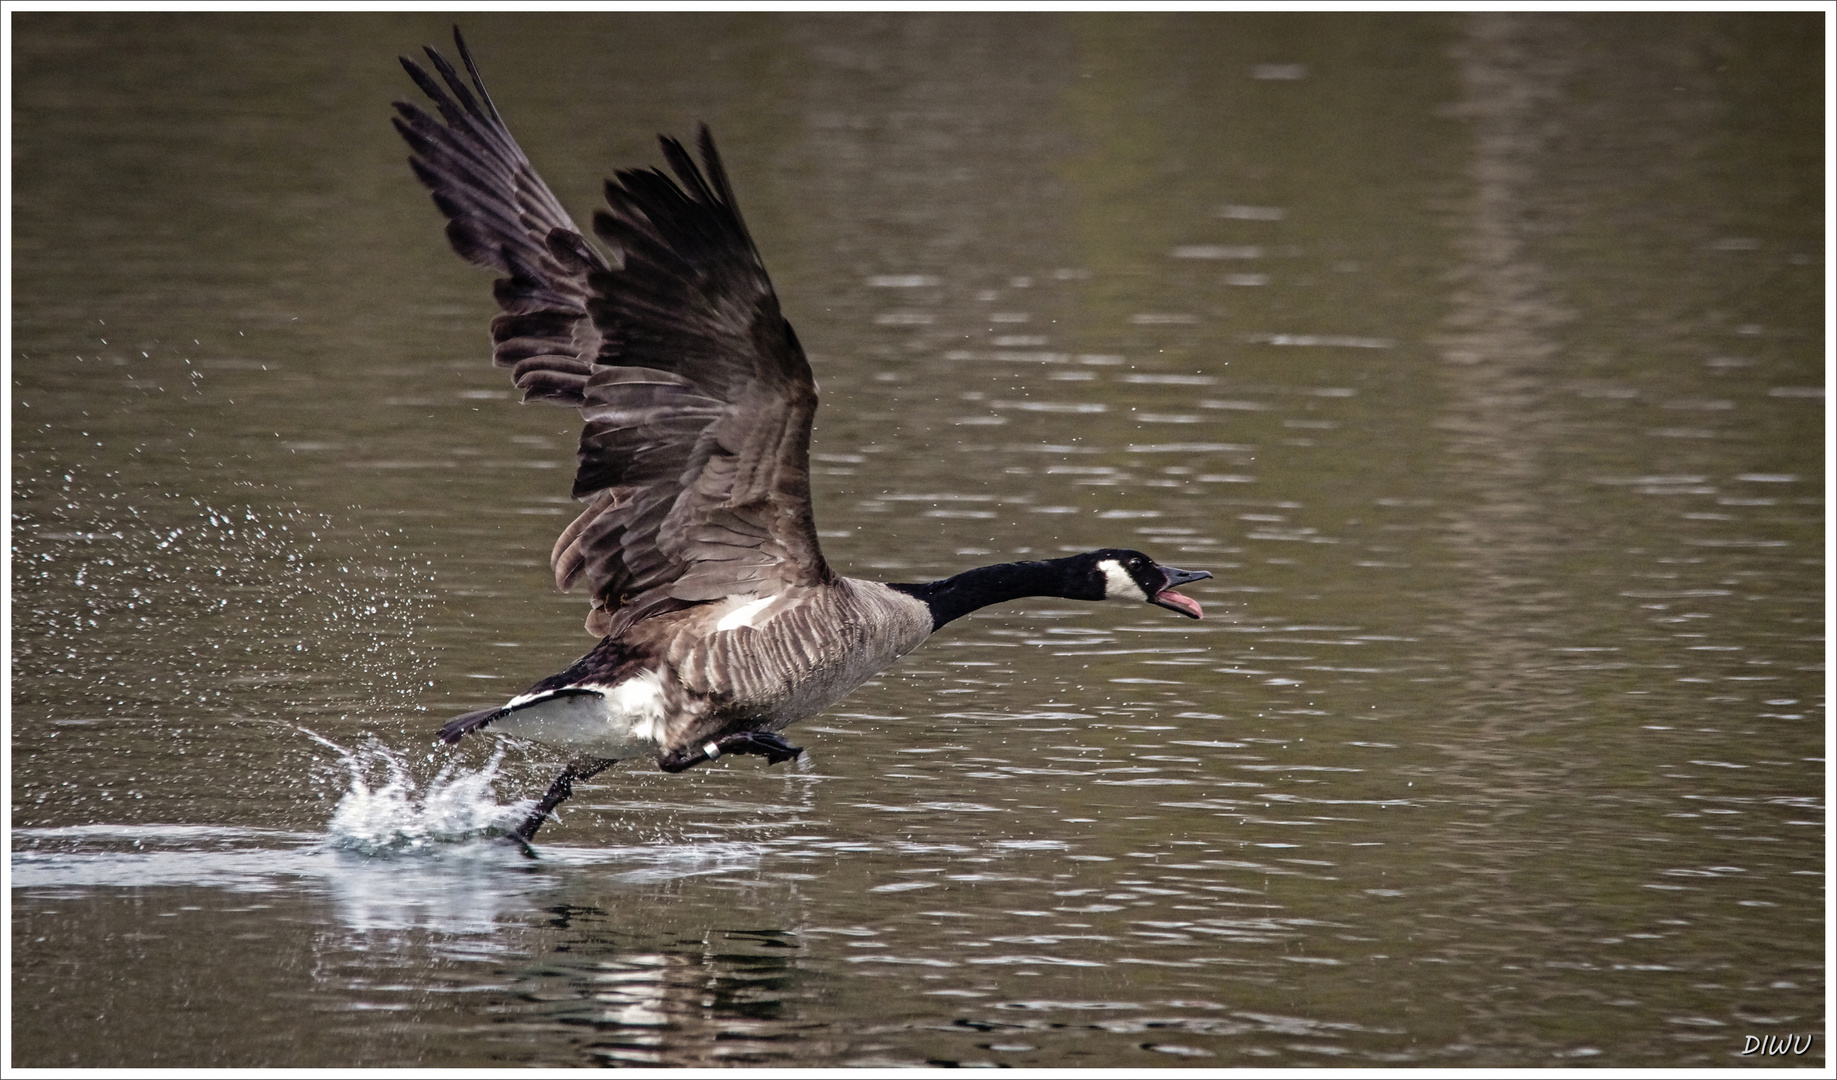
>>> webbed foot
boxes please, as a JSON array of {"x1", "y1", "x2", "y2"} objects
[
  {"x1": 656, "y1": 731, "x2": 805, "y2": 773},
  {"x1": 722, "y1": 731, "x2": 804, "y2": 765},
  {"x1": 504, "y1": 756, "x2": 617, "y2": 844}
]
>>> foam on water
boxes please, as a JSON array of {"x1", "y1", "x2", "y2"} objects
[{"x1": 307, "y1": 730, "x2": 533, "y2": 853}]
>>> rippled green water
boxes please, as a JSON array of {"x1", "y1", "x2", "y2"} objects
[{"x1": 11, "y1": 12, "x2": 1825, "y2": 1068}]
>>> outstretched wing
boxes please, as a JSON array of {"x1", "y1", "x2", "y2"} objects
[
  {"x1": 397, "y1": 30, "x2": 831, "y2": 638},
  {"x1": 393, "y1": 29, "x2": 607, "y2": 405}
]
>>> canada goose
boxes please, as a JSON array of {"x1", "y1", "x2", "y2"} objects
[{"x1": 395, "y1": 30, "x2": 1212, "y2": 843}]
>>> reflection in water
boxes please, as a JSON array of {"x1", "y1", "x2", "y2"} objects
[
  {"x1": 1434, "y1": 16, "x2": 1591, "y2": 778},
  {"x1": 505, "y1": 926, "x2": 815, "y2": 1067}
]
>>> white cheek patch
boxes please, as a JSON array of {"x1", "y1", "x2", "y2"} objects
[{"x1": 1099, "y1": 559, "x2": 1147, "y2": 601}]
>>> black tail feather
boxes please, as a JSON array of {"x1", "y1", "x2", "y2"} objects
[{"x1": 439, "y1": 705, "x2": 503, "y2": 744}]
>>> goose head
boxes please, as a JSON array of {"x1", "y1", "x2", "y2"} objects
[{"x1": 1084, "y1": 548, "x2": 1212, "y2": 619}]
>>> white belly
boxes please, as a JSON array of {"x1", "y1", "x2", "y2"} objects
[{"x1": 490, "y1": 670, "x2": 671, "y2": 758}]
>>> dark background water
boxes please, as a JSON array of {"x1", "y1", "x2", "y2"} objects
[{"x1": 10, "y1": 11, "x2": 1826, "y2": 1067}]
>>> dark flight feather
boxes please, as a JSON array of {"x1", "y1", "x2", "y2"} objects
[{"x1": 397, "y1": 29, "x2": 832, "y2": 639}]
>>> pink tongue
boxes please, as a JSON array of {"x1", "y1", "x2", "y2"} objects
[{"x1": 1157, "y1": 589, "x2": 1203, "y2": 619}]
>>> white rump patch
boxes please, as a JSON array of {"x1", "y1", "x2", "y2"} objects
[
  {"x1": 716, "y1": 595, "x2": 776, "y2": 632},
  {"x1": 492, "y1": 670, "x2": 671, "y2": 756},
  {"x1": 1099, "y1": 558, "x2": 1146, "y2": 602}
]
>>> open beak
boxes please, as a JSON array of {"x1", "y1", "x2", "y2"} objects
[{"x1": 1149, "y1": 563, "x2": 1211, "y2": 619}]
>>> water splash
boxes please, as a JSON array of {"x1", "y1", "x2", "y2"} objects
[
  {"x1": 307, "y1": 730, "x2": 532, "y2": 853},
  {"x1": 13, "y1": 474, "x2": 434, "y2": 722}
]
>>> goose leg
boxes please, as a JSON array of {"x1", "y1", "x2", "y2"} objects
[
  {"x1": 506, "y1": 756, "x2": 617, "y2": 844},
  {"x1": 657, "y1": 731, "x2": 805, "y2": 773}
]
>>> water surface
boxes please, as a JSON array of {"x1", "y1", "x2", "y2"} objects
[{"x1": 10, "y1": 11, "x2": 1825, "y2": 1067}]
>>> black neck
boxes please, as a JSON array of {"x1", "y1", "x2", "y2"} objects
[{"x1": 888, "y1": 556, "x2": 1100, "y2": 631}]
